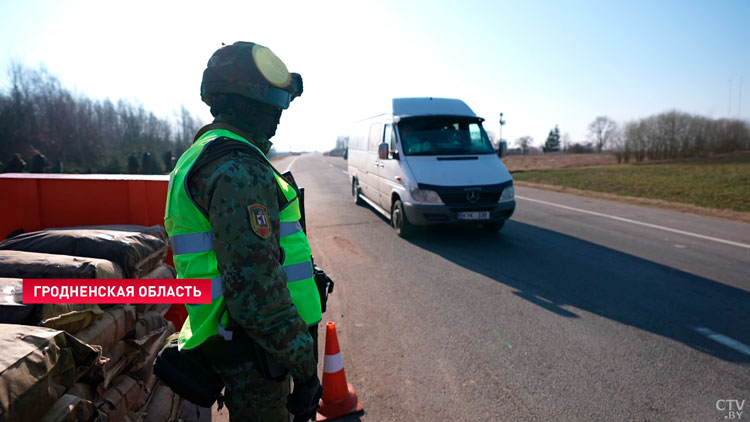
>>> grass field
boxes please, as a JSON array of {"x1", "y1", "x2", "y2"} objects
[{"x1": 511, "y1": 153, "x2": 750, "y2": 213}]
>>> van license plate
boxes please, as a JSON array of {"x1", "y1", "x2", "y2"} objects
[{"x1": 458, "y1": 211, "x2": 490, "y2": 220}]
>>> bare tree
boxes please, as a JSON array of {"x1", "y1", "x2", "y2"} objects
[
  {"x1": 588, "y1": 116, "x2": 617, "y2": 152},
  {"x1": 515, "y1": 136, "x2": 533, "y2": 155}
]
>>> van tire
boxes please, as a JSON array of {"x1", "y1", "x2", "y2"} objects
[
  {"x1": 392, "y1": 199, "x2": 415, "y2": 238},
  {"x1": 482, "y1": 221, "x2": 505, "y2": 233},
  {"x1": 352, "y1": 179, "x2": 363, "y2": 205}
]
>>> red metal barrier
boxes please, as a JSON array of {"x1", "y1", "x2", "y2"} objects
[
  {"x1": 0, "y1": 173, "x2": 186, "y2": 329},
  {"x1": 0, "y1": 173, "x2": 169, "y2": 238}
]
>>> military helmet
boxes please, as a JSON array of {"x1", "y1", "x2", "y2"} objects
[{"x1": 201, "y1": 42, "x2": 303, "y2": 110}]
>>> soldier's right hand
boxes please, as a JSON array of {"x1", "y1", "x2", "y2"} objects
[{"x1": 287, "y1": 373, "x2": 323, "y2": 421}]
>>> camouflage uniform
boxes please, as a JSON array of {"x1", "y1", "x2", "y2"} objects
[{"x1": 188, "y1": 121, "x2": 316, "y2": 421}]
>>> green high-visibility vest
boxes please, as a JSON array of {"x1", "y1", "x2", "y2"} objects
[{"x1": 164, "y1": 129, "x2": 321, "y2": 351}]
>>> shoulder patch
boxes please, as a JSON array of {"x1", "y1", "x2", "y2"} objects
[{"x1": 248, "y1": 204, "x2": 272, "y2": 239}]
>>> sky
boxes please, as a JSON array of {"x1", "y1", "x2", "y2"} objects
[{"x1": 1, "y1": 0, "x2": 748, "y2": 151}]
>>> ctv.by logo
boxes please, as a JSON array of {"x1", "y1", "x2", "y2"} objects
[{"x1": 717, "y1": 399, "x2": 746, "y2": 419}]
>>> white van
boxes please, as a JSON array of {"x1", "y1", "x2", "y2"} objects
[{"x1": 347, "y1": 97, "x2": 515, "y2": 237}]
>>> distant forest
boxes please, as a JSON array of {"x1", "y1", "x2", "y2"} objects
[{"x1": 0, "y1": 62, "x2": 205, "y2": 174}]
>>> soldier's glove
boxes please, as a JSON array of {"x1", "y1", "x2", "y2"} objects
[{"x1": 287, "y1": 373, "x2": 323, "y2": 421}]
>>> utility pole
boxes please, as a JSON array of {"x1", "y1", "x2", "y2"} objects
[
  {"x1": 499, "y1": 112, "x2": 506, "y2": 143},
  {"x1": 739, "y1": 76, "x2": 743, "y2": 118},
  {"x1": 728, "y1": 79, "x2": 733, "y2": 116}
]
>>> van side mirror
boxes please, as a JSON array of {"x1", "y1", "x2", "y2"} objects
[
  {"x1": 497, "y1": 141, "x2": 508, "y2": 158},
  {"x1": 378, "y1": 142, "x2": 389, "y2": 160}
]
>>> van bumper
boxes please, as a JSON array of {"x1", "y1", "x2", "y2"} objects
[{"x1": 403, "y1": 200, "x2": 516, "y2": 226}]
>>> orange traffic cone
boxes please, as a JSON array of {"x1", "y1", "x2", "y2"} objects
[{"x1": 316, "y1": 321, "x2": 363, "y2": 421}]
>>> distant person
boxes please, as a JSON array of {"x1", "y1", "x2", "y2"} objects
[
  {"x1": 141, "y1": 150, "x2": 152, "y2": 174},
  {"x1": 162, "y1": 149, "x2": 175, "y2": 172},
  {"x1": 51, "y1": 159, "x2": 63, "y2": 173},
  {"x1": 30, "y1": 152, "x2": 49, "y2": 173},
  {"x1": 4, "y1": 153, "x2": 27, "y2": 173},
  {"x1": 127, "y1": 152, "x2": 139, "y2": 174}
]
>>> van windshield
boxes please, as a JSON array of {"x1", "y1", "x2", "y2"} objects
[{"x1": 397, "y1": 117, "x2": 495, "y2": 156}]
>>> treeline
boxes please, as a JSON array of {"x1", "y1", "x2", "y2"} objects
[
  {"x1": 0, "y1": 62, "x2": 205, "y2": 174},
  {"x1": 614, "y1": 111, "x2": 750, "y2": 163}
]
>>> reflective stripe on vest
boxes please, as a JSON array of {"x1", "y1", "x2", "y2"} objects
[
  {"x1": 170, "y1": 231, "x2": 213, "y2": 255},
  {"x1": 165, "y1": 128, "x2": 321, "y2": 351}
]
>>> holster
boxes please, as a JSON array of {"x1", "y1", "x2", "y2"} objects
[{"x1": 313, "y1": 264, "x2": 335, "y2": 313}]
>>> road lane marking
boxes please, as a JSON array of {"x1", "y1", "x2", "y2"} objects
[
  {"x1": 341, "y1": 170, "x2": 348, "y2": 175},
  {"x1": 283, "y1": 156, "x2": 299, "y2": 173},
  {"x1": 516, "y1": 195, "x2": 750, "y2": 249},
  {"x1": 694, "y1": 327, "x2": 750, "y2": 356}
]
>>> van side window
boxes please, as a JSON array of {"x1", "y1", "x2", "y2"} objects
[
  {"x1": 383, "y1": 124, "x2": 397, "y2": 153},
  {"x1": 368, "y1": 123, "x2": 382, "y2": 151}
]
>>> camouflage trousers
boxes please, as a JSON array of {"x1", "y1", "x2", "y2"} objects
[
  {"x1": 208, "y1": 354, "x2": 290, "y2": 422},
  {"x1": 199, "y1": 333, "x2": 291, "y2": 422}
]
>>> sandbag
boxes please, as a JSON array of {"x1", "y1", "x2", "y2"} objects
[
  {"x1": 129, "y1": 325, "x2": 174, "y2": 379},
  {"x1": 41, "y1": 307, "x2": 103, "y2": 334},
  {"x1": 144, "y1": 384, "x2": 182, "y2": 422},
  {"x1": 53, "y1": 225, "x2": 168, "y2": 244},
  {"x1": 0, "y1": 324, "x2": 102, "y2": 422},
  {"x1": 75, "y1": 305, "x2": 136, "y2": 354},
  {"x1": 96, "y1": 375, "x2": 141, "y2": 422},
  {"x1": 133, "y1": 373, "x2": 159, "y2": 412},
  {"x1": 125, "y1": 410, "x2": 146, "y2": 422},
  {"x1": 65, "y1": 382, "x2": 96, "y2": 402},
  {"x1": 140, "y1": 263, "x2": 176, "y2": 279},
  {"x1": 0, "y1": 277, "x2": 35, "y2": 324},
  {"x1": 0, "y1": 226, "x2": 168, "y2": 278},
  {"x1": 0, "y1": 250, "x2": 123, "y2": 279},
  {"x1": 84, "y1": 340, "x2": 135, "y2": 393},
  {"x1": 0, "y1": 278, "x2": 101, "y2": 326},
  {"x1": 135, "y1": 311, "x2": 171, "y2": 338},
  {"x1": 38, "y1": 394, "x2": 96, "y2": 422}
]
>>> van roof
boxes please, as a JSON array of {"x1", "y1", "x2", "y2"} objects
[{"x1": 392, "y1": 97, "x2": 478, "y2": 118}]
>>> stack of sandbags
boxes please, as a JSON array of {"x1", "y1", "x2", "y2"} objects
[
  {"x1": 0, "y1": 225, "x2": 168, "y2": 279},
  {"x1": 0, "y1": 324, "x2": 103, "y2": 422},
  {"x1": 0, "y1": 225, "x2": 195, "y2": 421},
  {"x1": 0, "y1": 278, "x2": 104, "y2": 334},
  {"x1": 37, "y1": 305, "x2": 183, "y2": 422}
]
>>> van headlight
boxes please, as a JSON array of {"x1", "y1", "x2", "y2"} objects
[
  {"x1": 410, "y1": 188, "x2": 443, "y2": 204},
  {"x1": 499, "y1": 186, "x2": 514, "y2": 201}
]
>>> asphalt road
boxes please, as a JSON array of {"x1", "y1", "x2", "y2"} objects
[
  {"x1": 285, "y1": 153, "x2": 750, "y2": 422},
  {"x1": 213, "y1": 153, "x2": 749, "y2": 421}
]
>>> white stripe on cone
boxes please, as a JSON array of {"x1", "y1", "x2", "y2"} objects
[{"x1": 323, "y1": 352, "x2": 344, "y2": 374}]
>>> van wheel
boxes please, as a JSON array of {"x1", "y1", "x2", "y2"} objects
[
  {"x1": 392, "y1": 199, "x2": 415, "y2": 238},
  {"x1": 352, "y1": 179, "x2": 363, "y2": 205},
  {"x1": 483, "y1": 221, "x2": 505, "y2": 233}
]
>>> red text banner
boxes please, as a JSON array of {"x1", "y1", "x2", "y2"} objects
[{"x1": 22, "y1": 279, "x2": 212, "y2": 304}]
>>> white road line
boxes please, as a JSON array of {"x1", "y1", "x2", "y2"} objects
[
  {"x1": 341, "y1": 170, "x2": 348, "y2": 175},
  {"x1": 516, "y1": 195, "x2": 750, "y2": 249},
  {"x1": 283, "y1": 156, "x2": 299, "y2": 173},
  {"x1": 694, "y1": 327, "x2": 750, "y2": 356}
]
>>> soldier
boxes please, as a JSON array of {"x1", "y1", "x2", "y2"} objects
[
  {"x1": 30, "y1": 151, "x2": 49, "y2": 173},
  {"x1": 162, "y1": 149, "x2": 175, "y2": 172},
  {"x1": 127, "y1": 152, "x2": 139, "y2": 174},
  {"x1": 164, "y1": 42, "x2": 322, "y2": 421},
  {"x1": 4, "y1": 153, "x2": 27, "y2": 173}
]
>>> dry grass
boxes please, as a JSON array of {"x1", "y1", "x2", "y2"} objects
[
  {"x1": 508, "y1": 152, "x2": 750, "y2": 223},
  {"x1": 502, "y1": 152, "x2": 617, "y2": 171}
]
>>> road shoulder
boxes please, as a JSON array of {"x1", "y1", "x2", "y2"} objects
[{"x1": 515, "y1": 180, "x2": 750, "y2": 224}]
